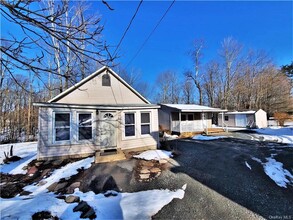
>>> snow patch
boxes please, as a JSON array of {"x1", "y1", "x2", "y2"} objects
[
  {"x1": 0, "y1": 186, "x2": 186, "y2": 220},
  {"x1": 163, "y1": 132, "x2": 179, "y2": 140},
  {"x1": 74, "y1": 185, "x2": 186, "y2": 220},
  {"x1": 133, "y1": 150, "x2": 173, "y2": 161},
  {"x1": 245, "y1": 161, "x2": 252, "y2": 170},
  {"x1": 251, "y1": 156, "x2": 293, "y2": 188},
  {"x1": 252, "y1": 127, "x2": 293, "y2": 144},
  {"x1": 0, "y1": 142, "x2": 37, "y2": 174},
  {"x1": 263, "y1": 158, "x2": 293, "y2": 188},
  {"x1": 24, "y1": 157, "x2": 94, "y2": 195},
  {"x1": 192, "y1": 135, "x2": 225, "y2": 141}
]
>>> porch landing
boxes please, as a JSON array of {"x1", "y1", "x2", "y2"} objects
[{"x1": 95, "y1": 148, "x2": 126, "y2": 163}]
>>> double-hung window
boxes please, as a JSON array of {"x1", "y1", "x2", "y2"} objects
[
  {"x1": 78, "y1": 113, "x2": 93, "y2": 140},
  {"x1": 125, "y1": 113, "x2": 135, "y2": 137},
  {"x1": 54, "y1": 113, "x2": 70, "y2": 141},
  {"x1": 141, "y1": 112, "x2": 150, "y2": 135}
]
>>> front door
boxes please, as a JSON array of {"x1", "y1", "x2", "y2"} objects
[{"x1": 99, "y1": 111, "x2": 117, "y2": 149}]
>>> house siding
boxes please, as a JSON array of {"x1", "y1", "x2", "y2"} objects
[
  {"x1": 37, "y1": 107, "x2": 99, "y2": 159},
  {"x1": 119, "y1": 109, "x2": 158, "y2": 150},
  {"x1": 218, "y1": 114, "x2": 236, "y2": 127},
  {"x1": 37, "y1": 107, "x2": 158, "y2": 159},
  {"x1": 56, "y1": 69, "x2": 146, "y2": 105}
]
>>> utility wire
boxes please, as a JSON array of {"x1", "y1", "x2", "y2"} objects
[
  {"x1": 113, "y1": 0, "x2": 143, "y2": 58},
  {"x1": 125, "y1": 0, "x2": 175, "y2": 68}
]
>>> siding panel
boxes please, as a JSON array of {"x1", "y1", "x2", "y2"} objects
[{"x1": 56, "y1": 69, "x2": 146, "y2": 105}]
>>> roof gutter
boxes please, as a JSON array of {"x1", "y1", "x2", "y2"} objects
[{"x1": 33, "y1": 103, "x2": 160, "y2": 110}]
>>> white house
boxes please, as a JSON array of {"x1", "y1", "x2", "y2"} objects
[
  {"x1": 34, "y1": 66, "x2": 159, "y2": 160},
  {"x1": 159, "y1": 104, "x2": 227, "y2": 134},
  {"x1": 218, "y1": 109, "x2": 268, "y2": 128}
]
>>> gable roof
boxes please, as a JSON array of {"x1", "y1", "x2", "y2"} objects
[
  {"x1": 48, "y1": 66, "x2": 150, "y2": 104},
  {"x1": 161, "y1": 104, "x2": 227, "y2": 112}
]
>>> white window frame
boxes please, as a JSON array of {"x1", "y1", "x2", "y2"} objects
[
  {"x1": 53, "y1": 112, "x2": 71, "y2": 144},
  {"x1": 123, "y1": 112, "x2": 136, "y2": 139},
  {"x1": 140, "y1": 111, "x2": 151, "y2": 136},
  {"x1": 77, "y1": 112, "x2": 94, "y2": 141}
]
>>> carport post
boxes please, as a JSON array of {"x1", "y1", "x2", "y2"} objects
[
  {"x1": 179, "y1": 111, "x2": 181, "y2": 133},
  {"x1": 221, "y1": 113, "x2": 224, "y2": 129}
]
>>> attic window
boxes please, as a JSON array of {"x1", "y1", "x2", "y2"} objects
[{"x1": 102, "y1": 74, "x2": 111, "y2": 86}]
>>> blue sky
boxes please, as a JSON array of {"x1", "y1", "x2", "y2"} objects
[
  {"x1": 1, "y1": 1, "x2": 292, "y2": 87},
  {"x1": 95, "y1": 1, "x2": 293, "y2": 84}
]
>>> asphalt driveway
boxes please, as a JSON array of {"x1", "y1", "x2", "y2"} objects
[{"x1": 154, "y1": 137, "x2": 293, "y2": 219}]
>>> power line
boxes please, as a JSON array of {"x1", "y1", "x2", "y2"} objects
[
  {"x1": 113, "y1": 0, "x2": 143, "y2": 58},
  {"x1": 125, "y1": 0, "x2": 175, "y2": 69}
]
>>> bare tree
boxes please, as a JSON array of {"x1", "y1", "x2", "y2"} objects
[
  {"x1": 155, "y1": 71, "x2": 181, "y2": 104},
  {"x1": 182, "y1": 78, "x2": 194, "y2": 104},
  {"x1": 202, "y1": 61, "x2": 221, "y2": 107},
  {"x1": 219, "y1": 37, "x2": 242, "y2": 109},
  {"x1": 1, "y1": 0, "x2": 114, "y2": 91},
  {"x1": 186, "y1": 39, "x2": 204, "y2": 105}
]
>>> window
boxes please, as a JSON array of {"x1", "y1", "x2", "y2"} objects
[
  {"x1": 181, "y1": 113, "x2": 193, "y2": 121},
  {"x1": 181, "y1": 114, "x2": 187, "y2": 121},
  {"x1": 55, "y1": 113, "x2": 70, "y2": 141},
  {"x1": 188, "y1": 114, "x2": 194, "y2": 121},
  {"x1": 141, "y1": 112, "x2": 150, "y2": 135},
  {"x1": 125, "y1": 113, "x2": 135, "y2": 137},
  {"x1": 225, "y1": 116, "x2": 229, "y2": 121},
  {"x1": 78, "y1": 113, "x2": 92, "y2": 140},
  {"x1": 102, "y1": 74, "x2": 111, "y2": 86}
]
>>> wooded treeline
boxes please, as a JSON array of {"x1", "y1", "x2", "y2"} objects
[{"x1": 154, "y1": 38, "x2": 293, "y2": 116}]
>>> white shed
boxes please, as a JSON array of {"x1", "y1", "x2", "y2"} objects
[{"x1": 218, "y1": 109, "x2": 267, "y2": 128}]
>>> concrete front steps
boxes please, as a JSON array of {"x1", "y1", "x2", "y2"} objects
[{"x1": 95, "y1": 148, "x2": 126, "y2": 163}]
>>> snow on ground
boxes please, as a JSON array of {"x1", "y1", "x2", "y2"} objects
[
  {"x1": 133, "y1": 150, "x2": 173, "y2": 161},
  {"x1": 163, "y1": 132, "x2": 179, "y2": 140},
  {"x1": 252, "y1": 155, "x2": 293, "y2": 188},
  {"x1": 245, "y1": 161, "x2": 252, "y2": 170},
  {"x1": 0, "y1": 193, "x2": 80, "y2": 220},
  {"x1": 24, "y1": 157, "x2": 94, "y2": 195},
  {"x1": 0, "y1": 143, "x2": 186, "y2": 219},
  {"x1": 252, "y1": 127, "x2": 293, "y2": 144},
  {"x1": 192, "y1": 135, "x2": 226, "y2": 141},
  {"x1": 0, "y1": 142, "x2": 37, "y2": 174},
  {"x1": 0, "y1": 185, "x2": 186, "y2": 220},
  {"x1": 75, "y1": 184, "x2": 186, "y2": 220}
]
